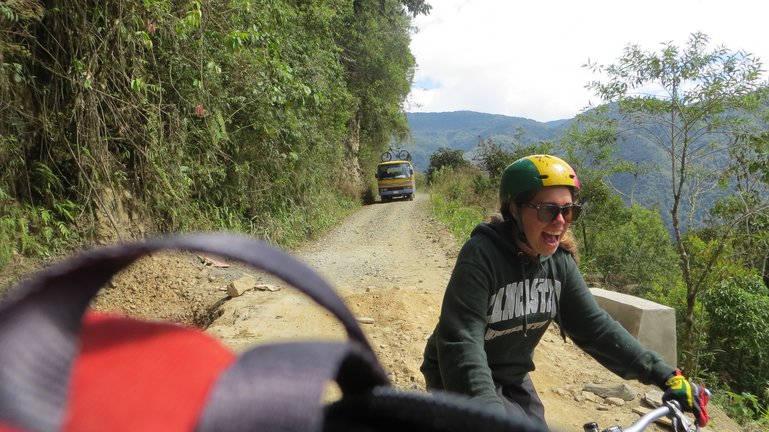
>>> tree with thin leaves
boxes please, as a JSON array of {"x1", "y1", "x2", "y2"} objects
[{"x1": 585, "y1": 32, "x2": 769, "y2": 372}]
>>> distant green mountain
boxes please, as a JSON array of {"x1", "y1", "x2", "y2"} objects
[
  {"x1": 402, "y1": 111, "x2": 571, "y2": 171},
  {"x1": 402, "y1": 110, "x2": 726, "y2": 232}
]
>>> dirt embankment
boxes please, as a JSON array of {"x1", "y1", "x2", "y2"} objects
[{"x1": 88, "y1": 194, "x2": 739, "y2": 431}]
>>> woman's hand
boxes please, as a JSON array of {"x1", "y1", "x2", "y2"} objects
[{"x1": 662, "y1": 370, "x2": 710, "y2": 426}]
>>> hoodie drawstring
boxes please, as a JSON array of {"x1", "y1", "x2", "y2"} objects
[
  {"x1": 546, "y1": 258, "x2": 567, "y2": 342},
  {"x1": 517, "y1": 252, "x2": 529, "y2": 337}
]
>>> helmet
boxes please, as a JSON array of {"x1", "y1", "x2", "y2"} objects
[{"x1": 499, "y1": 154, "x2": 580, "y2": 204}]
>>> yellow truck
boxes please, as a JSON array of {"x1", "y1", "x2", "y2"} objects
[{"x1": 375, "y1": 150, "x2": 416, "y2": 202}]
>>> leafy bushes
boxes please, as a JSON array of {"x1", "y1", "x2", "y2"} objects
[
  {"x1": 428, "y1": 165, "x2": 493, "y2": 244},
  {"x1": 582, "y1": 204, "x2": 679, "y2": 290},
  {"x1": 0, "y1": 0, "x2": 425, "y2": 271},
  {"x1": 704, "y1": 273, "x2": 769, "y2": 412}
]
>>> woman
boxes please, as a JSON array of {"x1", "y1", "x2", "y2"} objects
[{"x1": 420, "y1": 154, "x2": 709, "y2": 427}]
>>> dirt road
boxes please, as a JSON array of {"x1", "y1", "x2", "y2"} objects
[
  {"x1": 205, "y1": 194, "x2": 455, "y2": 389},
  {"x1": 93, "y1": 193, "x2": 738, "y2": 431}
]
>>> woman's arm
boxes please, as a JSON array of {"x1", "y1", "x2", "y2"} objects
[{"x1": 558, "y1": 254, "x2": 675, "y2": 388}]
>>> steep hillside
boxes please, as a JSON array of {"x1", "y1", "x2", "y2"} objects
[{"x1": 0, "y1": 0, "x2": 425, "y2": 268}]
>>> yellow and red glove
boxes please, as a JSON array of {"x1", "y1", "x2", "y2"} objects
[{"x1": 662, "y1": 370, "x2": 710, "y2": 426}]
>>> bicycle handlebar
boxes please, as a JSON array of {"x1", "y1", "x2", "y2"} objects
[
  {"x1": 583, "y1": 399, "x2": 699, "y2": 432},
  {"x1": 625, "y1": 401, "x2": 689, "y2": 432}
]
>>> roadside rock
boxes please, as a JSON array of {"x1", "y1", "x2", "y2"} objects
[
  {"x1": 227, "y1": 275, "x2": 256, "y2": 297},
  {"x1": 644, "y1": 390, "x2": 664, "y2": 408},
  {"x1": 583, "y1": 383, "x2": 637, "y2": 401}
]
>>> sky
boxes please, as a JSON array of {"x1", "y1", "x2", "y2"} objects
[{"x1": 407, "y1": 0, "x2": 769, "y2": 122}]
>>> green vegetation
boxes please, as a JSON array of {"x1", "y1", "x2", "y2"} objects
[
  {"x1": 428, "y1": 164, "x2": 491, "y2": 245},
  {"x1": 425, "y1": 147, "x2": 469, "y2": 183},
  {"x1": 0, "y1": 0, "x2": 430, "y2": 278},
  {"x1": 586, "y1": 32, "x2": 769, "y2": 371},
  {"x1": 426, "y1": 33, "x2": 769, "y2": 427}
]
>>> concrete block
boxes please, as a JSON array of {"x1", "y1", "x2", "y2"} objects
[{"x1": 589, "y1": 288, "x2": 677, "y2": 366}]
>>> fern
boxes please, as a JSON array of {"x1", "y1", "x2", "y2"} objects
[
  {"x1": 722, "y1": 391, "x2": 769, "y2": 427},
  {"x1": 0, "y1": 3, "x2": 18, "y2": 22},
  {"x1": 0, "y1": 0, "x2": 44, "y2": 24}
]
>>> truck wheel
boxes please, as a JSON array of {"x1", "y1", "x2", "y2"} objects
[{"x1": 408, "y1": 193, "x2": 414, "y2": 201}]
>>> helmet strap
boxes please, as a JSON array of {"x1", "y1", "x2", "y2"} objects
[
  {"x1": 511, "y1": 205, "x2": 530, "y2": 247},
  {"x1": 515, "y1": 220, "x2": 528, "y2": 245}
]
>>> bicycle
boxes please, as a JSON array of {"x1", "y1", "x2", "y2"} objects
[
  {"x1": 380, "y1": 146, "x2": 411, "y2": 162},
  {"x1": 582, "y1": 399, "x2": 703, "y2": 432}
]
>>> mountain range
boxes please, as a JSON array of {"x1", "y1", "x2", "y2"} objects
[
  {"x1": 403, "y1": 111, "x2": 572, "y2": 171},
  {"x1": 402, "y1": 110, "x2": 725, "y2": 231}
]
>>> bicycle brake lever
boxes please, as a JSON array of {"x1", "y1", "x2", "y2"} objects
[{"x1": 666, "y1": 400, "x2": 698, "y2": 432}]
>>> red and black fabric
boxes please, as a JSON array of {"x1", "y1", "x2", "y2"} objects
[{"x1": 0, "y1": 233, "x2": 548, "y2": 432}]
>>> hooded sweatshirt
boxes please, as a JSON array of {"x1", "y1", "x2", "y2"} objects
[{"x1": 420, "y1": 221, "x2": 675, "y2": 413}]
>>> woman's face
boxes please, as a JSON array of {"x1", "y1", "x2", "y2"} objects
[{"x1": 516, "y1": 186, "x2": 574, "y2": 257}]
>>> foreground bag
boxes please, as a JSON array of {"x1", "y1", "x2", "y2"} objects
[{"x1": 0, "y1": 233, "x2": 548, "y2": 432}]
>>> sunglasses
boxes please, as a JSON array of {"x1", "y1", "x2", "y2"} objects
[{"x1": 521, "y1": 203, "x2": 583, "y2": 223}]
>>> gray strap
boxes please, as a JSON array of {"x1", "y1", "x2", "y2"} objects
[{"x1": 196, "y1": 340, "x2": 385, "y2": 432}]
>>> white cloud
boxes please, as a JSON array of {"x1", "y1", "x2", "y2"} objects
[{"x1": 407, "y1": 0, "x2": 769, "y2": 122}]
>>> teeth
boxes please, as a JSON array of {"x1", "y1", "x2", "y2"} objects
[{"x1": 545, "y1": 231, "x2": 561, "y2": 236}]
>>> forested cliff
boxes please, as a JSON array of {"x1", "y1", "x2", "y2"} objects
[{"x1": 0, "y1": 0, "x2": 430, "y2": 267}]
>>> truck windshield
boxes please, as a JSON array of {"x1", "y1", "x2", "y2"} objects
[{"x1": 378, "y1": 163, "x2": 411, "y2": 180}]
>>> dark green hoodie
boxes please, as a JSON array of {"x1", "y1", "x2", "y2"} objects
[{"x1": 420, "y1": 221, "x2": 675, "y2": 412}]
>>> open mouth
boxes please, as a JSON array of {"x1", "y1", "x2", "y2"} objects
[{"x1": 542, "y1": 231, "x2": 561, "y2": 246}]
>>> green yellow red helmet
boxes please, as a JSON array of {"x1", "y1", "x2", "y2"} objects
[{"x1": 499, "y1": 154, "x2": 580, "y2": 204}]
